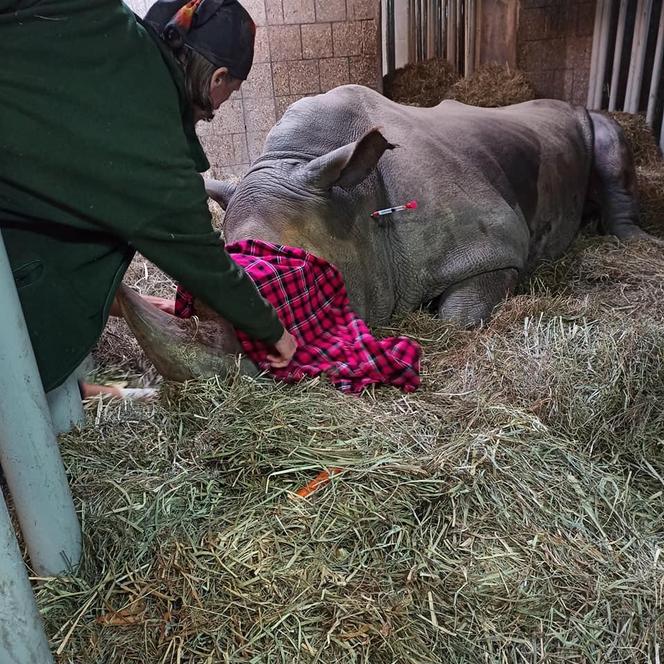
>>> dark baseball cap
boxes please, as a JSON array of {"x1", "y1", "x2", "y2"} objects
[{"x1": 144, "y1": 0, "x2": 255, "y2": 80}]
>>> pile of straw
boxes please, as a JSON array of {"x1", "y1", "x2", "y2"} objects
[
  {"x1": 610, "y1": 112, "x2": 662, "y2": 168},
  {"x1": 40, "y1": 110, "x2": 664, "y2": 664},
  {"x1": 444, "y1": 64, "x2": 536, "y2": 107},
  {"x1": 383, "y1": 57, "x2": 459, "y2": 107}
]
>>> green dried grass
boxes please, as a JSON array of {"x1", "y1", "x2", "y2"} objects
[
  {"x1": 41, "y1": 304, "x2": 664, "y2": 662},
  {"x1": 40, "y1": 119, "x2": 664, "y2": 664}
]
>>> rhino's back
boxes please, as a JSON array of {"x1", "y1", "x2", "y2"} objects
[
  {"x1": 267, "y1": 86, "x2": 594, "y2": 314},
  {"x1": 269, "y1": 85, "x2": 592, "y2": 172}
]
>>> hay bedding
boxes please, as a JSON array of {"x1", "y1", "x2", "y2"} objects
[
  {"x1": 383, "y1": 61, "x2": 535, "y2": 108},
  {"x1": 40, "y1": 95, "x2": 664, "y2": 661},
  {"x1": 382, "y1": 58, "x2": 459, "y2": 107}
]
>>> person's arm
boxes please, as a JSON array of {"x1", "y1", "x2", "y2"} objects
[
  {"x1": 130, "y1": 221, "x2": 297, "y2": 367},
  {"x1": 128, "y1": 218, "x2": 284, "y2": 345}
]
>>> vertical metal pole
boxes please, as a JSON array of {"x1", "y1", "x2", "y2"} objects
[
  {"x1": 414, "y1": 0, "x2": 419, "y2": 61},
  {"x1": 464, "y1": 0, "x2": 475, "y2": 77},
  {"x1": 443, "y1": 0, "x2": 447, "y2": 58},
  {"x1": 625, "y1": 0, "x2": 653, "y2": 113},
  {"x1": 587, "y1": 0, "x2": 607, "y2": 107},
  {"x1": 408, "y1": 0, "x2": 416, "y2": 63},
  {"x1": 591, "y1": 0, "x2": 613, "y2": 108},
  {"x1": 46, "y1": 374, "x2": 84, "y2": 437},
  {"x1": 0, "y1": 232, "x2": 81, "y2": 577},
  {"x1": 458, "y1": 0, "x2": 465, "y2": 76},
  {"x1": 646, "y1": 4, "x2": 664, "y2": 125},
  {"x1": 447, "y1": 0, "x2": 457, "y2": 71},
  {"x1": 625, "y1": 0, "x2": 645, "y2": 110},
  {"x1": 427, "y1": 0, "x2": 435, "y2": 59},
  {"x1": 440, "y1": 0, "x2": 445, "y2": 58},
  {"x1": 418, "y1": 0, "x2": 424, "y2": 61},
  {"x1": 386, "y1": 0, "x2": 396, "y2": 74},
  {"x1": 0, "y1": 491, "x2": 55, "y2": 664},
  {"x1": 608, "y1": 0, "x2": 629, "y2": 111}
]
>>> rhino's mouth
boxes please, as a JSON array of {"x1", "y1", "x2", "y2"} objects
[{"x1": 117, "y1": 284, "x2": 259, "y2": 382}]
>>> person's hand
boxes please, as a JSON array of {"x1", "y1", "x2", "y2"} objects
[{"x1": 266, "y1": 329, "x2": 297, "y2": 368}]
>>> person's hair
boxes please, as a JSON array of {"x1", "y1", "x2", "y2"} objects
[{"x1": 178, "y1": 45, "x2": 218, "y2": 122}]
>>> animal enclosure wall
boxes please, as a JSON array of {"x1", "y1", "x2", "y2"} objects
[
  {"x1": 517, "y1": 0, "x2": 596, "y2": 104},
  {"x1": 381, "y1": 0, "x2": 595, "y2": 103},
  {"x1": 585, "y1": 0, "x2": 664, "y2": 150},
  {"x1": 125, "y1": 0, "x2": 382, "y2": 179}
]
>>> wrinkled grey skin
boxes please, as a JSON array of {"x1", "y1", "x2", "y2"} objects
[
  {"x1": 123, "y1": 85, "x2": 648, "y2": 381},
  {"x1": 210, "y1": 85, "x2": 645, "y2": 328}
]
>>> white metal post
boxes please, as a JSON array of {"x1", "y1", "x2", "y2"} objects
[
  {"x1": 625, "y1": 0, "x2": 654, "y2": 113},
  {"x1": 447, "y1": 0, "x2": 458, "y2": 72},
  {"x1": 0, "y1": 491, "x2": 54, "y2": 664},
  {"x1": 646, "y1": 5, "x2": 664, "y2": 126},
  {"x1": 587, "y1": 0, "x2": 606, "y2": 108},
  {"x1": 427, "y1": 0, "x2": 436, "y2": 59},
  {"x1": 464, "y1": 0, "x2": 476, "y2": 77},
  {"x1": 46, "y1": 375, "x2": 84, "y2": 437},
  {"x1": 608, "y1": 0, "x2": 629, "y2": 111},
  {"x1": 0, "y1": 232, "x2": 81, "y2": 576},
  {"x1": 591, "y1": 1, "x2": 613, "y2": 109}
]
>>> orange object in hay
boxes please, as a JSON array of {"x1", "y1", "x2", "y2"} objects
[{"x1": 296, "y1": 467, "x2": 343, "y2": 498}]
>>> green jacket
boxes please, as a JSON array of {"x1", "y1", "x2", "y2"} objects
[{"x1": 0, "y1": 0, "x2": 283, "y2": 392}]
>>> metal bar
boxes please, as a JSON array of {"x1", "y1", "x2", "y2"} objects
[
  {"x1": 433, "y1": 0, "x2": 438, "y2": 57},
  {"x1": 587, "y1": 0, "x2": 607, "y2": 107},
  {"x1": 408, "y1": 0, "x2": 416, "y2": 64},
  {"x1": 419, "y1": 0, "x2": 423, "y2": 61},
  {"x1": 592, "y1": 0, "x2": 613, "y2": 108},
  {"x1": 448, "y1": 0, "x2": 458, "y2": 71},
  {"x1": 608, "y1": 0, "x2": 629, "y2": 111},
  {"x1": 0, "y1": 490, "x2": 55, "y2": 664},
  {"x1": 646, "y1": 4, "x2": 664, "y2": 125},
  {"x1": 438, "y1": 0, "x2": 444, "y2": 58},
  {"x1": 45, "y1": 374, "x2": 85, "y2": 436},
  {"x1": 474, "y1": 0, "x2": 482, "y2": 69},
  {"x1": 0, "y1": 232, "x2": 81, "y2": 577},
  {"x1": 386, "y1": 0, "x2": 396, "y2": 74},
  {"x1": 465, "y1": 0, "x2": 475, "y2": 77},
  {"x1": 427, "y1": 0, "x2": 436, "y2": 59},
  {"x1": 625, "y1": 0, "x2": 653, "y2": 112},
  {"x1": 625, "y1": 0, "x2": 645, "y2": 110},
  {"x1": 415, "y1": 0, "x2": 423, "y2": 62},
  {"x1": 423, "y1": 0, "x2": 427, "y2": 60},
  {"x1": 442, "y1": 0, "x2": 447, "y2": 58},
  {"x1": 456, "y1": 0, "x2": 466, "y2": 76}
]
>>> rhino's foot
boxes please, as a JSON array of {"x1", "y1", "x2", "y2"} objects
[
  {"x1": 436, "y1": 268, "x2": 519, "y2": 328},
  {"x1": 610, "y1": 226, "x2": 664, "y2": 247}
]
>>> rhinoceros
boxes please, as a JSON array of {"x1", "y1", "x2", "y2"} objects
[{"x1": 119, "y1": 84, "x2": 649, "y2": 380}]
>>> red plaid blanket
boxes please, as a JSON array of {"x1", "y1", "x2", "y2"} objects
[{"x1": 174, "y1": 239, "x2": 421, "y2": 393}]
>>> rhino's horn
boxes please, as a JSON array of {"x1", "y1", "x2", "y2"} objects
[{"x1": 116, "y1": 285, "x2": 259, "y2": 381}]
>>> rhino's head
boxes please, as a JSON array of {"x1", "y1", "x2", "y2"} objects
[
  {"x1": 208, "y1": 129, "x2": 395, "y2": 278},
  {"x1": 119, "y1": 129, "x2": 395, "y2": 383}
]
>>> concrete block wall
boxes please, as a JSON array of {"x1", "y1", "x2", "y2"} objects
[
  {"x1": 199, "y1": 0, "x2": 382, "y2": 178},
  {"x1": 517, "y1": 0, "x2": 596, "y2": 105}
]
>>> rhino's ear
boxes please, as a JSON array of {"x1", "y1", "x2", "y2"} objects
[
  {"x1": 203, "y1": 178, "x2": 237, "y2": 210},
  {"x1": 306, "y1": 129, "x2": 396, "y2": 190}
]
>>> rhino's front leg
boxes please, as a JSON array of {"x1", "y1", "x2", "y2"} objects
[{"x1": 436, "y1": 268, "x2": 519, "y2": 328}]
